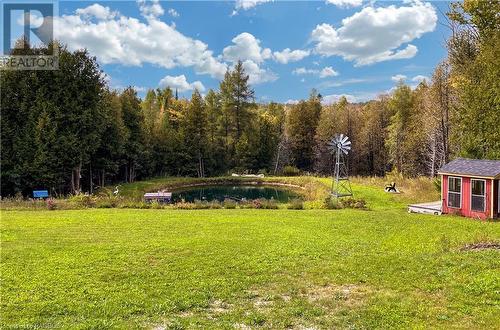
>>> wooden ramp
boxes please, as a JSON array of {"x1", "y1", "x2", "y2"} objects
[{"x1": 408, "y1": 201, "x2": 442, "y2": 215}]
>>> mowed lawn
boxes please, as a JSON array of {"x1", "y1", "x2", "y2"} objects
[{"x1": 1, "y1": 190, "x2": 500, "y2": 328}]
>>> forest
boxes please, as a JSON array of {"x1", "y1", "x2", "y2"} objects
[{"x1": 1, "y1": 1, "x2": 498, "y2": 196}]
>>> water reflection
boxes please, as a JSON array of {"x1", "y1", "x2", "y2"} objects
[{"x1": 171, "y1": 185, "x2": 299, "y2": 203}]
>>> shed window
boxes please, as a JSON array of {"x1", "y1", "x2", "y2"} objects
[
  {"x1": 448, "y1": 177, "x2": 461, "y2": 208},
  {"x1": 471, "y1": 179, "x2": 485, "y2": 212}
]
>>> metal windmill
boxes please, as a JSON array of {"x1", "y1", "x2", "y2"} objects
[{"x1": 327, "y1": 134, "x2": 353, "y2": 198}]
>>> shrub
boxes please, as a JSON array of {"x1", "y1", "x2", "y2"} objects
[
  {"x1": 95, "y1": 196, "x2": 122, "y2": 208},
  {"x1": 193, "y1": 200, "x2": 211, "y2": 209},
  {"x1": 323, "y1": 196, "x2": 340, "y2": 209},
  {"x1": 46, "y1": 199, "x2": 57, "y2": 210},
  {"x1": 282, "y1": 165, "x2": 300, "y2": 176},
  {"x1": 138, "y1": 202, "x2": 151, "y2": 209},
  {"x1": 433, "y1": 177, "x2": 441, "y2": 192},
  {"x1": 287, "y1": 198, "x2": 304, "y2": 210},
  {"x1": 223, "y1": 199, "x2": 237, "y2": 209},
  {"x1": 68, "y1": 194, "x2": 96, "y2": 208},
  {"x1": 339, "y1": 198, "x2": 368, "y2": 210},
  {"x1": 258, "y1": 198, "x2": 278, "y2": 209},
  {"x1": 185, "y1": 200, "x2": 224, "y2": 209},
  {"x1": 239, "y1": 200, "x2": 254, "y2": 209},
  {"x1": 208, "y1": 201, "x2": 222, "y2": 209},
  {"x1": 173, "y1": 201, "x2": 197, "y2": 210},
  {"x1": 238, "y1": 198, "x2": 277, "y2": 209},
  {"x1": 120, "y1": 201, "x2": 151, "y2": 209},
  {"x1": 150, "y1": 201, "x2": 163, "y2": 209}
]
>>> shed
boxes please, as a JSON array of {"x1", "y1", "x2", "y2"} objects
[
  {"x1": 438, "y1": 158, "x2": 500, "y2": 219},
  {"x1": 144, "y1": 192, "x2": 172, "y2": 203}
]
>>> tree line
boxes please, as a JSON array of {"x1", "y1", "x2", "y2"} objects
[{"x1": 1, "y1": 0, "x2": 498, "y2": 196}]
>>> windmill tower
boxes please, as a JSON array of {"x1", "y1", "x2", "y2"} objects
[{"x1": 328, "y1": 134, "x2": 353, "y2": 198}]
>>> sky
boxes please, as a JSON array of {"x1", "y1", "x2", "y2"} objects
[{"x1": 9, "y1": 0, "x2": 453, "y2": 103}]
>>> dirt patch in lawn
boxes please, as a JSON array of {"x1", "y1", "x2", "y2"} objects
[
  {"x1": 302, "y1": 284, "x2": 371, "y2": 308},
  {"x1": 460, "y1": 242, "x2": 500, "y2": 251},
  {"x1": 208, "y1": 299, "x2": 233, "y2": 314}
]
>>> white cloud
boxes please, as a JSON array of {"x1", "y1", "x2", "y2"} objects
[
  {"x1": 411, "y1": 75, "x2": 429, "y2": 83},
  {"x1": 311, "y1": 1, "x2": 437, "y2": 66},
  {"x1": 138, "y1": 0, "x2": 164, "y2": 19},
  {"x1": 292, "y1": 67, "x2": 317, "y2": 75},
  {"x1": 223, "y1": 32, "x2": 271, "y2": 64},
  {"x1": 234, "y1": 0, "x2": 272, "y2": 11},
  {"x1": 53, "y1": 3, "x2": 228, "y2": 79},
  {"x1": 391, "y1": 74, "x2": 407, "y2": 82},
  {"x1": 222, "y1": 33, "x2": 276, "y2": 85},
  {"x1": 240, "y1": 60, "x2": 278, "y2": 85},
  {"x1": 285, "y1": 99, "x2": 300, "y2": 104},
  {"x1": 273, "y1": 48, "x2": 310, "y2": 64},
  {"x1": 134, "y1": 86, "x2": 148, "y2": 92},
  {"x1": 319, "y1": 66, "x2": 339, "y2": 78},
  {"x1": 159, "y1": 74, "x2": 205, "y2": 92},
  {"x1": 326, "y1": 0, "x2": 363, "y2": 8},
  {"x1": 168, "y1": 8, "x2": 179, "y2": 18},
  {"x1": 17, "y1": 11, "x2": 45, "y2": 27},
  {"x1": 322, "y1": 94, "x2": 357, "y2": 104},
  {"x1": 292, "y1": 66, "x2": 339, "y2": 78},
  {"x1": 318, "y1": 77, "x2": 371, "y2": 88},
  {"x1": 75, "y1": 4, "x2": 117, "y2": 20}
]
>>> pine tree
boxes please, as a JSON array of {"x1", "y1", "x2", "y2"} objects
[
  {"x1": 219, "y1": 61, "x2": 255, "y2": 169},
  {"x1": 386, "y1": 83, "x2": 414, "y2": 174},
  {"x1": 120, "y1": 87, "x2": 146, "y2": 182},
  {"x1": 183, "y1": 90, "x2": 207, "y2": 177},
  {"x1": 286, "y1": 90, "x2": 322, "y2": 171}
]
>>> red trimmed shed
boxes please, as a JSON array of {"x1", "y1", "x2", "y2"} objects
[{"x1": 438, "y1": 158, "x2": 500, "y2": 219}]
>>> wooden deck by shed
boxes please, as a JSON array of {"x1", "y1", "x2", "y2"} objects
[{"x1": 408, "y1": 201, "x2": 442, "y2": 215}]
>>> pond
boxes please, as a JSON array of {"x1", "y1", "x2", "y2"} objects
[{"x1": 171, "y1": 185, "x2": 301, "y2": 203}]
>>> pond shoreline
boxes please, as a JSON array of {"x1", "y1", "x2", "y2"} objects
[
  {"x1": 160, "y1": 180, "x2": 306, "y2": 192},
  {"x1": 169, "y1": 182, "x2": 303, "y2": 203}
]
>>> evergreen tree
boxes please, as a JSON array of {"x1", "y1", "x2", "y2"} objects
[
  {"x1": 286, "y1": 90, "x2": 322, "y2": 171},
  {"x1": 219, "y1": 61, "x2": 255, "y2": 168},
  {"x1": 91, "y1": 90, "x2": 127, "y2": 188},
  {"x1": 182, "y1": 90, "x2": 207, "y2": 177},
  {"x1": 120, "y1": 87, "x2": 146, "y2": 182},
  {"x1": 386, "y1": 83, "x2": 414, "y2": 174},
  {"x1": 1, "y1": 42, "x2": 105, "y2": 195},
  {"x1": 447, "y1": 0, "x2": 500, "y2": 159}
]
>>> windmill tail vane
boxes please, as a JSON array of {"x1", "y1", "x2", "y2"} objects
[{"x1": 328, "y1": 134, "x2": 353, "y2": 198}]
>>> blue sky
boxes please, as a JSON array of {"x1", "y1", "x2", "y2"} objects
[{"x1": 11, "y1": 0, "x2": 453, "y2": 103}]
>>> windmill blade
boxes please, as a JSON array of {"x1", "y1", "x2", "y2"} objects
[
  {"x1": 341, "y1": 148, "x2": 348, "y2": 155},
  {"x1": 341, "y1": 135, "x2": 349, "y2": 144},
  {"x1": 342, "y1": 141, "x2": 351, "y2": 147},
  {"x1": 342, "y1": 145, "x2": 351, "y2": 151},
  {"x1": 339, "y1": 133, "x2": 344, "y2": 142}
]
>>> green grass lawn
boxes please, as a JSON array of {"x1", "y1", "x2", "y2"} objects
[{"x1": 1, "y1": 180, "x2": 499, "y2": 329}]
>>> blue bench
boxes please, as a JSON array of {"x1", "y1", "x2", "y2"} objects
[{"x1": 33, "y1": 190, "x2": 49, "y2": 199}]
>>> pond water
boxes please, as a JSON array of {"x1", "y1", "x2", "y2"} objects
[{"x1": 171, "y1": 185, "x2": 300, "y2": 203}]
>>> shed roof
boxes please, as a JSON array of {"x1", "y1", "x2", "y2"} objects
[{"x1": 438, "y1": 158, "x2": 500, "y2": 178}]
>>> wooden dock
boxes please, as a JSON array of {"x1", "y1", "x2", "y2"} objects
[{"x1": 144, "y1": 192, "x2": 172, "y2": 203}]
